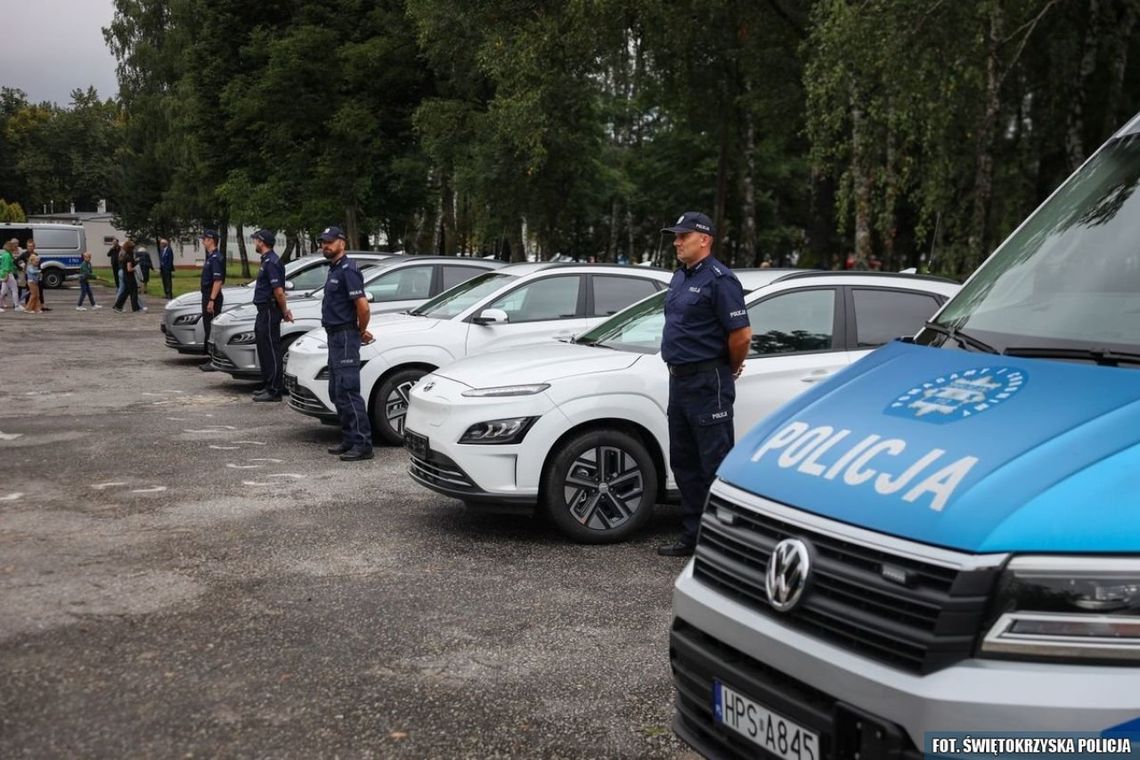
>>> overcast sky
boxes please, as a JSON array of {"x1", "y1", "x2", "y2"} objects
[{"x1": 0, "y1": 0, "x2": 119, "y2": 105}]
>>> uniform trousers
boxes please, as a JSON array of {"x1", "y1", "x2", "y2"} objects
[
  {"x1": 254, "y1": 304, "x2": 283, "y2": 396},
  {"x1": 328, "y1": 327, "x2": 372, "y2": 448},
  {"x1": 201, "y1": 291, "x2": 225, "y2": 344},
  {"x1": 667, "y1": 365, "x2": 736, "y2": 545}
]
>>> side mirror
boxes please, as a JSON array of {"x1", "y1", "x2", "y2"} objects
[
  {"x1": 473, "y1": 308, "x2": 509, "y2": 326},
  {"x1": 284, "y1": 280, "x2": 295, "y2": 291}
]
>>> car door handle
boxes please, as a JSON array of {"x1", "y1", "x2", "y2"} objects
[{"x1": 800, "y1": 370, "x2": 833, "y2": 384}]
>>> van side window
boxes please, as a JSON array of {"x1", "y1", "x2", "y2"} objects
[
  {"x1": 852, "y1": 288, "x2": 942, "y2": 347},
  {"x1": 33, "y1": 229, "x2": 80, "y2": 249},
  {"x1": 746, "y1": 289, "x2": 836, "y2": 357}
]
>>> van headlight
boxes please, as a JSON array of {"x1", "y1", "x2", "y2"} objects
[
  {"x1": 981, "y1": 556, "x2": 1140, "y2": 662},
  {"x1": 173, "y1": 313, "x2": 202, "y2": 325},
  {"x1": 228, "y1": 331, "x2": 257, "y2": 345},
  {"x1": 459, "y1": 417, "x2": 538, "y2": 444},
  {"x1": 460, "y1": 384, "x2": 550, "y2": 398}
]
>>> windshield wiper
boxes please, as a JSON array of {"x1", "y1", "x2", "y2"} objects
[
  {"x1": 1003, "y1": 346, "x2": 1140, "y2": 366},
  {"x1": 923, "y1": 322, "x2": 999, "y2": 354}
]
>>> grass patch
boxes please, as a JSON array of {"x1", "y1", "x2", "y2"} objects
[{"x1": 91, "y1": 265, "x2": 256, "y2": 298}]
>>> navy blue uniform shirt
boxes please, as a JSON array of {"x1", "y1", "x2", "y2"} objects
[
  {"x1": 321, "y1": 256, "x2": 366, "y2": 328},
  {"x1": 200, "y1": 249, "x2": 226, "y2": 292},
  {"x1": 661, "y1": 256, "x2": 749, "y2": 365},
  {"x1": 252, "y1": 251, "x2": 285, "y2": 305}
]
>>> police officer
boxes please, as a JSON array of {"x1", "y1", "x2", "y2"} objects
[
  {"x1": 251, "y1": 229, "x2": 294, "y2": 402},
  {"x1": 657, "y1": 211, "x2": 752, "y2": 557},
  {"x1": 318, "y1": 226, "x2": 374, "y2": 461},
  {"x1": 199, "y1": 230, "x2": 226, "y2": 372}
]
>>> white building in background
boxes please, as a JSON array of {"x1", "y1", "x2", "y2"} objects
[{"x1": 27, "y1": 202, "x2": 262, "y2": 270}]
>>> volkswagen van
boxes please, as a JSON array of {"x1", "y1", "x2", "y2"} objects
[{"x1": 670, "y1": 115, "x2": 1140, "y2": 757}]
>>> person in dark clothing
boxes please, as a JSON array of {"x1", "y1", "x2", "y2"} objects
[
  {"x1": 112, "y1": 247, "x2": 142, "y2": 312},
  {"x1": 656, "y1": 211, "x2": 752, "y2": 557},
  {"x1": 198, "y1": 230, "x2": 226, "y2": 372},
  {"x1": 250, "y1": 229, "x2": 294, "y2": 402},
  {"x1": 135, "y1": 246, "x2": 153, "y2": 293},
  {"x1": 107, "y1": 239, "x2": 122, "y2": 289},
  {"x1": 159, "y1": 238, "x2": 175, "y2": 298}
]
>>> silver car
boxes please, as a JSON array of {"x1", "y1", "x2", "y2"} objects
[
  {"x1": 206, "y1": 256, "x2": 506, "y2": 378},
  {"x1": 160, "y1": 252, "x2": 397, "y2": 354}
]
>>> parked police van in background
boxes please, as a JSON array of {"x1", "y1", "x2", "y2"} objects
[
  {"x1": 670, "y1": 113, "x2": 1140, "y2": 758},
  {"x1": 0, "y1": 223, "x2": 86, "y2": 288}
]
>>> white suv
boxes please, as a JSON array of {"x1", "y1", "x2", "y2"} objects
[
  {"x1": 284, "y1": 263, "x2": 672, "y2": 442},
  {"x1": 402, "y1": 271, "x2": 959, "y2": 542}
]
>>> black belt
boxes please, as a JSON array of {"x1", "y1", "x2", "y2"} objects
[
  {"x1": 667, "y1": 360, "x2": 727, "y2": 377},
  {"x1": 325, "y1": 323, "x2": 356, "y2": 334},
  {"x1": 254, "y1": 302, "x2": 278, "y2": 310}
]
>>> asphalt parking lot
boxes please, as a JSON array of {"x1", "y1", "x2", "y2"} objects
[{"x1": 0, "y1": 284, "x2": 696, "y2": 759}]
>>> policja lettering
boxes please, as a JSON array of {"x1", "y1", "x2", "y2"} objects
[{"x1": 751, "y1": 421, "x2": 979, "y2": 511}]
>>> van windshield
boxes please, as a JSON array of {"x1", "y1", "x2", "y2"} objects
[{"x1": 928, "y1": 133, "x2": 1140, "y2": 357}]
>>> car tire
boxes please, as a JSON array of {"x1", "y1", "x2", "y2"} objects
[
  {"x1": 372, "y1": 367, "x2": 428, "y2": 445},
  {"x1": 542, "y1": 429, "x2": 658, "y2": 544},
  {"x1": 42, "y1": 269, "x2": 64, "y2": 289}
]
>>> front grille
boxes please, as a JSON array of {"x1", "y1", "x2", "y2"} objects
[
  {"x1": 284, "y1": 375, "x2": 333, "y2": 416},
  {"x1": 409, "y1": 450, "x2": 478, "y2": 493},
  {"x1": 164, "y1": 333, "x2": 182, "y2": 348},
  {"x1": 208, "y1": 342, "x2": 237, "y2": 370},
  {"x1": 692, "y1": 494, "x2": 998, "y2": 674}
]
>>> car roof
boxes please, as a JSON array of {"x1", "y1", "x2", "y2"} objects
[
  {"x1": 360, "y1": 256, "x2": 506, "y2": 278},
  {"x1": 499, "y1": 261, "x2": 671, "y2": 278},
  {"x1": 744, "y1": 269, "x2": 959, "y2": 298}
]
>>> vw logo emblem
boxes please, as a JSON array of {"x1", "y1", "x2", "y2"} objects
[{"x1": 765, "y1": 538, "x2": 811, "y2": 612}]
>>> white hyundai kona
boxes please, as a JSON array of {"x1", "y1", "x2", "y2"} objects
[
  {"x1": 402, "y1": 270, "x2": 959, "y2": 543},
  {"x1": 284, "y1": 263, "x2": 673, "y2": 442}
]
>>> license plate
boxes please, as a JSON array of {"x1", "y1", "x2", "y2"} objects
[
  {"x1": 405, "y1": 429, "x2": 428, "y2": 459},
  {"x1": 713, "y1": 681, "x2": 819, "y2": 760}
]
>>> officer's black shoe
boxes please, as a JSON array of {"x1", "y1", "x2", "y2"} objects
[
  {"x1": 327, "y1": 443, "x2": 353, "y2": 455},
  {"x1": 252, "y1": 391, "x2": 282, "y2": 402},
  {"x1": 656, "y1": 541, "x2": 696, "y2": 557},
  {"x1": 339, "y1": 446, "x2": 374, "y2": 462},
  {"x1": 199, "y1": 362, "x2": 218, "y2": 372}
]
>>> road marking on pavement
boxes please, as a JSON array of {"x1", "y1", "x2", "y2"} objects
[
  {"x1": 92, "y1": 482, "x2": 128, "y2": 490},
  {"x1": 184, "y1": 426, "x2": 238, "y2": 433},
  {"x1": 209, "y1": 445, "x2": 241, "y2": 450},
  {"x1": 241, "y1": 480, "x2": 270, "y2": 487},
  {"x1": 0, "y1": 431, "x2": 22, "y2": 441},
  {"x1": 162, "y1": 389, "x2": 186, "y2": 394},
  {"x1": 226, "y1": 464, "x2": 261, "y2": 470},
  {"x1": 166, "y1": 417, "x2": 189, "y2": 421},
  {"x1": 266, "y1": 473, "x2": 304, "y2": 480},
  {"x1": 249, "y1": 458, "x2": 283, "y2": 463},
  {"x1": 131, "y1": 486, "x2": 168, "y2": 494},
  {"x1": 234, "y1": 440, "x2": 266, "y2": 446},
  {"x1": 0, "y1": 492, "x2": 23, "y2": 501}
]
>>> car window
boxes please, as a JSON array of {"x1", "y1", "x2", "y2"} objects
[
  {"x1": 288, "y1": 263, "x2": 332, "y2": 291},
  {"x1": 366, "y1": 266, "x2": 434, "y2": 302},
  {"x1": 442, "y1": 265, "x2": 486, "y2": 291},
  {"x1": 32, "y1": 229, "x2": 80, "y2": 249},
  {"x1": 592, "y1": 275, "x2": 659, "y2": 316},
  {"x1": 852, "y1": 288, "x2": 942, "y2": 347},
  {"x1": 747, "y1": 288, "x2": 836, "y2": 357},
  {"x1": 489, "y1": 275, "x2": 581, "y2": 323},
  {"x1": 414, "y1": 272, "x2": 517, "y2": 319}
]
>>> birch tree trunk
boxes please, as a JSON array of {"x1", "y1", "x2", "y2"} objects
[
  {"x1": 740, "y1": 104, "x2": 758, "y2": 267},
  {"x1": 1102, "y1": 0, "x2": 1138, "y2": 138},
  {"x1": 850, "y1": 96, "x2": 873, "y2": 270},
  {"x1": 1065, "y1": 0, "x2": 1101, "y2": 171},
  {"x1": 968, "y1": 2, "x2": 1004, "y2": 275},
  {"x1": 235, "y1": 222, "x2": 250, "y2": 278}
]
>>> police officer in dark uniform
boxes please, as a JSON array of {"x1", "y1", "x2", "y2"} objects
[
  {"x1": 199, "y1": 229, "x2": 226, "y2": 372},
  {"x1": 318, "y1": 226, "x2": 374, "y2": 461},
  {"x1": 657, "y1": 211, "x2": 752, "y2": 556},
  {"x1": 251, "y1": 229, "x2": 294, "y2": 402}
]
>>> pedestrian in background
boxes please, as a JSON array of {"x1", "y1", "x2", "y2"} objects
[
  {"x1": 24, "y1": 252, "x2": 42, "y2": 313},
  {"x1": 318, "y1": 225, "x2": 373, "y2": 461},
  {"x1": 136, "y1": 245, "x2": 153, "y2": 294},
  {"x1": 76, "y1": 252, "x2": 100, "y2": 310},
  {"x1": 114, "y1": 240, "x2": 134, "y2": 305},
  {"x1": 656, "y1": 211, "x2": 751, "y2": 557},
  {"x1": 198, "y1": 230, "x2": 226, "y2": 372},
  {"x1": 158, "y1": 238, "x2": 175, "y2": 298},
  {"x1": 0, "y1": 239, "x2": 18, "y2": 311},
  {"x1": 13, "y1": 241, "x2": 28, "y2": 307},
  {"x1": 107, "y1": 238, "x2": 122, "y2": 289},
  {"x1": 112, "y1": 245, "x2": 142, "y2": 312},
  {"x1": 26, "y1": 240, "x2": 49, "y2": 310},
  {"x1": 250, "y1": 229, "x2": 294, "y2": 402}
]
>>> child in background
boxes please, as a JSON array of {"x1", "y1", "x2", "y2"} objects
[
  {"x1": 25, "y1": 253, "x2": 42, "y2": 313},
  {"x1": 76, "y1": 251, "x2": 100, "y2": 310}
]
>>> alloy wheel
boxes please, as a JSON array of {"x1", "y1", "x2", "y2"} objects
[
  {"x1": 384, "y1": 379, "x2": 417, "y2": 437},
  {"x1": 563, "y1": 445, "x2": 646, "y2": 531}
]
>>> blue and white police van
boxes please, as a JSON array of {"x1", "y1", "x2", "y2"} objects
[
  {"x1": 670, "y1": 114, "x2": 1140, "y2": 759},
  {"x1": 0, "y1": 222, "x2": 86, "y2": 288}
]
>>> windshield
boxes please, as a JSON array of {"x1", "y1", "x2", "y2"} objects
[
  {"x1": 411, "y1": 272, "x2": 517, "y2": 319},
  {"x1": 930, "y1": 133, "x2": 1140, "y2": 355},
  {"x1": 576, "y1": 291, "x2": 666, "y2": 354}
]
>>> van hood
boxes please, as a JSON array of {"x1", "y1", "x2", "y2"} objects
[
  {"x1": 719, "y1": 340, "x2": 1140, "y2": 553},
  {"x1": 435, "y1": 342, "x2": 640, "y2": 387}
]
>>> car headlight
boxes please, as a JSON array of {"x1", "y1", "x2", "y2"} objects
[
  {"x1": 460, "y1": 384, "x2": 550, "y2": 398},
  {"x1": 173, "y1": 314, "x2": 202, "y2": 325},
  {"x1": 458, "y1": 416, "x2": 538, "y2": 445},
  {"x1": 228, "y1": 331, "x2": 257, "y2": 345},
  {"x1": 981, "y1": 556, "x2": 1140, "y2": 663}
]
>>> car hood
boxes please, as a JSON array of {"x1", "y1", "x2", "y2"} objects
[
  {"x1": 434, "y1": 341, "x2": 641, "y2": 387},
  {"x1": 719, "y1": 340, "x2": 1140, "y2": 553},
  {"x1": 167, "y1": 285, "x2": 255, "y2": 311},
  {"x1": 359, "y1": 316, "x2": 442, "y2": 359}
]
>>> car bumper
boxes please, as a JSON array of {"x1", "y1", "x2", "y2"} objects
[
  {"x1": 284, "y1": 373, "x2": 337, "y2": 421},
  {"x1": 162, "y1": 309, "x2": 206, "y2": 353},
  {"x1": 403, "y1": 375, "x2": 572, "y2": 504},
  {"x1": 671, "y1": 563, "x2": 1140, "y2": 758},
  {"x1": 208, "y1": 339, "x2": 261, "y2": 378},
  {"x1": 283, "y1": 343, "x2": 339, "y2": 419}
]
